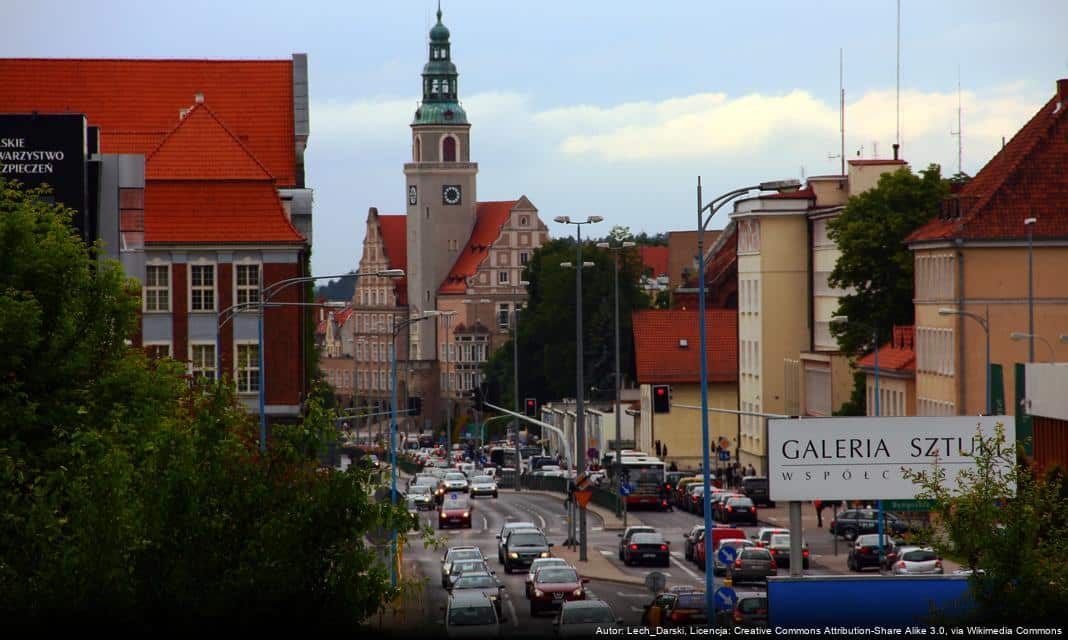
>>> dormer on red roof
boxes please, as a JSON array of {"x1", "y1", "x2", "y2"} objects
[
  {"x1": 146, "y1": 102, "x2": 274, "y2": 181},
  {"x1": 908, "y1": 79, "x2": 1068, "y2": 244},
  {"x1": 639, "y1": 246, "x2": 669, "y2": 278},
  {"x1": 855, "y1": 325, "x2": 915, "y2": 373},
  {"x1": 377, "y1": 214, "x2": 409, "y2": 305},
  {"x1": 439, "y1": 200, "x2": 517, "y2": 294},
  {"x1": 632, "y1": 309, "x2": 737, "y2": 384}
]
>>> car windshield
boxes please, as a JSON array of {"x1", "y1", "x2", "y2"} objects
[
  {"x1": 719, "y1": 539, "x2": 751, "y2": 550},
  {"x1": 728, "y1": 497, "x2": 754, "y2": 507},
  {"x1": 761, "y1": 530, "x2": 787, "y2": 541},
  {"x1": 769, "y1": 535, "x2": 791, "y2": 547},
  {"x1": 738, "y1": 597, "x2": 768, "y2": 614},
  {"x1": 509, "y1": 533, "x2": 547, "y2": 547},
  {"x1": 410, "y1": 485, "x2": 431, "y2": 494},
  {"x1": 448, "y1": 549, "x2": 481, "y2": 562},
  {"x1": 631, "y1": 534, "x2": 663, "y2": 544},
  {"x1": 562, "y1": 605, "x2": 615, "y2": 624},
  {"x1": 452, "y1": 560, "x2": 485, "y2": 574},
  {"x1": 443, "y1": 497, "x2": 469, "y2": 509},
  {"x1": 448, "y1": 604, "x2": 497, "y2": 626},
  {"x1": 857, "y1": 534, "x2": 893, "y2": 546},
  {"x1": 537, "y1": 568, "x2": 579, "y2": 583},
  {"x1": 530, "y1": 559, "x2": 567, "y2": 573},
  {"x1": 740, "y1": 549, "x2": 772, "y2": 560},
  {"x1": 903, "y1": 549, "x2": 938, "y2": 562},
  {"x1": 473, "y1": 476, "x2": 493, "y2": 483},
  {"x1": 454, "y1": 575, "x2": 497, "y2": 589},
  {"x1": 446, "y1": 473, "x2": 466, "y2": 481},
  {"x1": 627, "y1": 528, "x2": 655, "y2": 538}
]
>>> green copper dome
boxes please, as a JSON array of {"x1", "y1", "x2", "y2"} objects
[
  {"x1": 413, "y1": 5, "x2": 467, "y2": 125},
  {"x1": 430, "y1": 8, "x2": 450, "y2": 41},
  {"x1": 413, "y1": 102, "x2": 468, "y2": 126}
]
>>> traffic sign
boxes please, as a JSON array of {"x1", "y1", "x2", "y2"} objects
[
  {"x1": 714, "y1": 586, "x2": 738, "y2": 611},
  {"x1": 620, "y1": 483, "x2": 633, "y2": 496},
  {"x1": 719, "y1": 437, "x2": 731, "y2": 450},
  {"x1": 644, "y1": 571, "x2": 667, "y2": 594},
  {"x1": 574, "y1": 489, "x2": 593, "y2": 508},
  {"x1": 716, "y1": 545, "x2": 739, "y2": 566},
  {"x1": 882, "y1": 499, "x2": 935, "y2": 512},
  {"x1": 450, "y1": 493, "x2": 458, "y2": 501},
  {"x1": 718, "y1": 450, "x2": 731, "y2": 462}
]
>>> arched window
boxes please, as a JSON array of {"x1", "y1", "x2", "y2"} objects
[
  {"x1": 441, "y1": 80, "x2": 449, "y2": 95},
  {"x1": 442, "y1": 135, "x2": 457, "y2": 162},
  {"x1": 432, "y1": 79, "x2": 439, "y2": 95}
]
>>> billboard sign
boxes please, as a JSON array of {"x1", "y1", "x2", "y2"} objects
[{"x1": 768, "y1": 416, "x2": 1013, "y2": 501}]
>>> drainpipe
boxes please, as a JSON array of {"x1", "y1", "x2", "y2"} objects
[{"x1": 955, "y1": 239, "x2": 965, "y2": 414}]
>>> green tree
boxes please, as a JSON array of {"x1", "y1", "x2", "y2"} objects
[
  {"x1": 903, "y1": 424, "x2": 1068, "y2": 624},
  {"x1": 828, "y1": 165, "x2": 948, "y2": 355}
]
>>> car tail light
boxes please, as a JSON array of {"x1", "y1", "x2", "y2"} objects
[
  {"x1": 666, "y1": 484, "x2": 672, "y2": 490},
  {"x1": 671, "y1": 611, "x2": 684, "y2": 622},
  {"x1": 896, "y1": 561, "x2": 906, "y2": 569},
  {"x1": 770, "y1": 560, "x2": 777, "y2": 571},
  {"x1": 660, "y1": 544, "x2": 668, "y2": 551},
  {"x1": 803, "y1": 549, "x2": 809, "y2": 557},
  {"x1": 859, "y1": 547, "x2": 870, "y2": 554},
  {"x1": 935, "y1": 560, "x2": 943, "y2": 569},
  {"x1": 692, "y1": 496, "x2": 698, "y2": 502},
  {"x1": 734, "y1": 559, "x2": 742, "y2": 568},
  {"x1": 630, "y1": 544, "x2": 638, "y2": 550},
  {"x1": 768, "y1": 549, "x2": 776, "y2": 555},
  {"x1": 734, "y1": 609, "x2": 744, "y2": 623},
  {"x1": 726, "y1": 506, "x2": 733, "y2": 512}
]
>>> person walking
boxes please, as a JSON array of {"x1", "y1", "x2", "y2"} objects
[
  {"x1": 662, "y1": 444, "x2": 669, "y2": 459},
  {"x1": 655, "y1": 440, "x2": 662, "y2": 457},
  {"x1": 814, "y1": 500, "x2": 825, "y2": 528},
  {"x1": 745, "y1": 463, "x2": 756, "y2": 477}
]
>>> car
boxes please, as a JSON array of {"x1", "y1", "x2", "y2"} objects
[
  {"x1": 640, "y1": 590, "x2": 708, "y2": 627},
  {"x1": 553, "y1": 600, "x2": 622, "y2": 638},
  {"x1": 719, "y1": 592, "x2": 768, "y2": 628},
  {"x1": 410, "y1": 473, "x2": 438, "y2": 490},
  {"x1": 446, "y1": 559, "x2": 494, "y2": 589},
  {"x1": 694, "y1": 526, "x2": 748, "y2": 571},
  {"x1": 674, "y1": 476, "x2": 703, "y2": 505},
  {"x1": 664, "y1": 471, "x2": 688, "y2": 495},
  {"x1": 683, "y1": 524, "x2": 705, "y2": 561},
  {"x1": 459, "y1": 462, "x2": 476, "y2": 477},
  {"x1": 712, "y1": 492, "x2": 745, "y2": 522},
  {"x1": 847, "y1": 534, "x2": 899, "y2": 572},
  {"x1": 501, "y1": 528, "x2": 553, "y2": 574},
  {"x1": 407, "y1": 483, "x2": 436, "y2": 511},
  {"x1": 443, "y1": 471, "x2": 470, "y2": 493},
  {"x1": 441, "y1": 546, "x2": 486, "y2": 588},
  {"x1": 766, "y1": 534, "x2": 809, "y2": 570},
  {"x1": 622, "y1": 532, "x2": 670, "y2": 567},
  {"x1": 711, "y1": 538, "x2": 756, "y2": 575},
  {"x1": 830, "y1": 508, "x2": 911, "y2": 541},
  {"x1": 721, "y1": 496, "x2": 758, "y2": 525},
  {"x1": 525, "y1": 557, "x2": 570, "y2": 598},
  {"x1": 469, "y1": 475, "x2": 498, "y2": 499},
  {"x1": 439, "y1": 494, "x2": 474, "y2": 529},
  {"x1": 728, "y1": 547, "x2": 777, "y2": 585},
  {"x1": 685, "y1": 485, "x2": 706, "y2": 514},
  {"x1": 616, "y1": 525, "x2": 656, "y2": 560},
  {"x1": 529, "y1": 565, "x2": 588, "y2": 616},
  {"x1": 496, "y1": 521, "x2": 538, "y2": 563},
  {"x1": 740, "y1": 476, "x2": 774, "y2": 507},
  {"x1": 444, "y1": 591, "x2": 501, "y2": 639},
  {"x1": 752, "y1": 527, "x2": 789, "y2": 548},
  {"x1": 891, "y1": 546, "x2": 943, "y2": 575},
  {"x1": 449, "y1": 571, "x2": 505, "y2": 618}
]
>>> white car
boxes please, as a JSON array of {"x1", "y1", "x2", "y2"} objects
[
  {"x1": 443, "y1": 472, "x2": 469, "y2": 493},
  {"x1": 469, "y1": 475, "x2": 498, "y2": 499},
  {"x1": 524, "y1": 557, "x2": 569, "y2": 597},
  {"x1": 460, "y1": 462, "x2": 477, "y2": 477},
  {"x1": 892, "y1": 546, "x2": 944, "y2": 575}
]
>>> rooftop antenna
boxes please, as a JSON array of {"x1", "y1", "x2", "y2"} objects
[
  {"x1": 896, "y1": 0, "x2": 902, "y2": 148},
  {"x1": 950, "y1": 65, "x2": 962, "y2": 176},
  {"x1": 828, "y1": 48, "x2": 846, "y2": 175}
]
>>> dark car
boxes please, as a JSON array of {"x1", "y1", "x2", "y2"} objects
[
  {"x1": 766, "y1": 534, "x2": 809, "y2": 570},
  {"x1": 830, "y1": 508, "x2": 911, "y2": 541},
  {"x1": 713, "y1": 492, "x2": 746, "y2": 522},
  {"x1": 502, "y1": 528, "x2": 553, "y2": 573},
  {"x1": 741, "y1": 476, "x2": 774, "y2": 507},
  {"x1": 617, "y1": 525, "x2": 656, "y2": 560},
  {"x1": 446, "y1": 559, "x2": 493, "y2": 589},
  {"x1": 686, "y1": 485, "x2": 706, "y2": 515},
  {"x1": 848, "y1": 534, "x2": 898, "y2": 572},
  {"x1": 721, "y1": 496, "x2": 758, "y2": 525},
  {"x1": 449, "y1": 571, "x2": 505, "y2": 618},
  {"x1": 438, "y1": 494, "x2": 473, "y2": 529},
  {"x1": 717, "y1": 592, "x2": 768, "y2": 628},
  {"x1": 622, "y1": 532, "x2": 670, "y2": 567},
  {"x1": 683, "y1": 524, "x2": 705, "y2": 561},
  {"x1": 640, "y1": 591, "x2": 707, "y2": 628},
  {"x1": 497, "y1": 521, "x2": 538, "y2": 563},
  {"x1": 529, "y1": 566, "x2": 588, "y2": 616},
  {"x1": 728, "y1": 547, "x2": 777, "y2": 585}
]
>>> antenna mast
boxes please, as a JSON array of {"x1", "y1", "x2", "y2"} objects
[
  {"x1": 896, "y1": 0, "x2": 901, "y2": 148},
  {"x1": 950, "y1": 66, "x2": 963, "y2": 176},
  {"x1": 828, "y1": 49, "x2": 846, "y2": 175}
]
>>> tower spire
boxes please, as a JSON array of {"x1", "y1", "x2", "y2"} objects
[
  {"x1": 437, "y1": 0, "x2": 442, "y2": 23},
  {"x1": 413, "y1": 2, "x2": 467, "y2": 125}
]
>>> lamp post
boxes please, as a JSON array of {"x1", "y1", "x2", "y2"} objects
[
  {"x1": 216, "y1": 268, "x2": 404, "y2": 452},
  {"x1": 1011, "y1": 332, "x2": 1055, "y2": 362},
  {"x1": 597, "y1": 240, "x2": 636, "y2": 517},
  {"x1": 512, "y1": 280, "x2": 531, "y2": 490},
  {"x1": 555, "y1": 214, "x2": 603, "y2": 562},
  {"x1": 391, "y1": 310, "x2": 451, "y2": 587},
  {"x1": 696, "y1": 178, "x2": 799, "y2": 619},
  {"x1": 940, "y1": 307, "x2": 991, "y2": 414},
  {"x1": 462, "y1": 298, "x2": 492, "y2": 453},
  {"x1": 1025, "y1": 217, "x2": 1037, "y2": 363}
]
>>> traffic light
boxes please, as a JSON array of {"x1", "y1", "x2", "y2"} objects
[
  {"x1": 472, "y1": 386, "x2": 484, "y2": 410},
  {"x1": 407, "y1": 396, "x2": 422, "y2": 416},
  {"x1": 652, "y1": 384, "x2": 671, "y2": 413},
  {"x1": 524, "y1": 397, "x2": 538, "y2": 417}
]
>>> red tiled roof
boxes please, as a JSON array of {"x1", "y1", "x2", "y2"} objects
[
  {"x1": 908, "y1": 83, "x2": 1068, "y2": 243},
  {"x1": 849, "y1": 159, "x2": 907, "y2": 166},
  {"x1": 0, "y1": 58, "x2": 297, "y2": 186},
  {"x1": 856, "y1": 326, "x2": 915, "y2": 373},
  {"x1": 333, "y1": 306, "x2": 354, "y2": 327},
  {"x1": 439, "y1": 201, "x2": 517, "y2": 294},
  {"x1": 146, "y1": 102, "x2": 273, "y2": 181},
  {"x1": 378, "y1": 214, "x2": 408, "y2": 305},
  {"x1": 764, "y1": 187, "x2": 815, "y2": 200},
  {"x1": 632, "y1": 309, "x2": 737, "y2": 384},
  {"x1": 144, "y1": 182, "x2": 303, "y2": 244},
  {"x1": 639, "y1": 246, "x2": 669, "y2": 278}
]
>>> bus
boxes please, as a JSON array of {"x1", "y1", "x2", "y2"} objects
[
  {"x1": 609, "y1": 453, "x2": 667, "y2": 509},
  {"x1": 488, "y1": 445, "x2": 543, "y2": 470}
]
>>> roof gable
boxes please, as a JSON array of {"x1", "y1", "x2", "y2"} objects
[
  {"x1": 377, "y1": 213, "x2": 409, "y2": 305},
  {"x1": 639, "y1": 246, "x2": 669, "y2": 278},
  {"x1": 146, "y1": 102, "x2": 274, "y2": 181},
  {"x1": 439, "y1": 200, "x2": 517, "y2": 294},
  {"x1": 631, "y1": 309, "x2": 737, "y2": 384},
  {"x1": 144, "y1": 181, "x2": 303, "y2": 244}
]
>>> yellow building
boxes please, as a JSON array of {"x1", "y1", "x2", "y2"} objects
[{"x1": 631, "y1": 309, "x2": 738, "y2": 470}]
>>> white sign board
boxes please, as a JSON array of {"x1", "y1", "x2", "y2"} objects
[{"x1": 768, "y1": 416, "x2": 1014, "y2": 501}]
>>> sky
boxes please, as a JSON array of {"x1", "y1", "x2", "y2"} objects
[{"x1": 6, "y1": 0, "x2": 1068, "y2": 277}]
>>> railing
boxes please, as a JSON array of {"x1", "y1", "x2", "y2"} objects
[{"x1": 519, "y1": 474, "x2": 622, "y2": 513}]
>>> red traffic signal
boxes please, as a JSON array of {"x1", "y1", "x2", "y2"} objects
[
  {"x1": 524, "y1": 397, "x2": 538, "y2": 417},
  {"x1": 652, "y1": 385, "x2": 671, "y2": 413}
]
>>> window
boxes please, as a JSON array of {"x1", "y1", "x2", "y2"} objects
[
  {"x1": 498, "y1": 303, "x2": 510, "y2": 329},
  {"x1": 189, "y1": 343, "x2": 216, "y2": 381},
  {"x1": 519, "y1": 252, "x2": 529, "y2": 265},
  {"x1": 190, "y1": 264, "x2": 215, "y2": 312},
  {"x1": 431, "y1": 79, "x2": 440, "y2": 95},
  {"x1": 520, "y1": 216, "x2": 529, "y2": 226},
  {"x1": 498, "y1": 271, "x2": 509, "y2": 284},
  {"x1": 443, "y1": 135, "x2": 457, "y2": 162},
  {"x1": 236, "y1": 343, "x2": 260, "y2": 393},
  {"x1": 371, "y1": 343, "x2": 379, "y2": 362},
  {"x1": 441, "y1": 80, "x2": 449, "y2": 94},
  {"x1": 236, "y1": 263, "x2": 260, "y2": 306},
  {"x1": 144, "y1": 264, "x2": 170, "y2": 312},
  {"x1": 144, "y1": 342, "x2": 171, "y2": 360}
]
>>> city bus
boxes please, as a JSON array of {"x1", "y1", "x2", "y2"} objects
[{"x1": 609, "y1": 453, "x2": 667, "y2": 509}]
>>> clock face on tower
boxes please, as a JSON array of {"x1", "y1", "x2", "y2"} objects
[
  {"x1": 408, "y1": 185, "x2": 418, "y2": 205},
  {"x1": 442, "y1": 184, "x2": 462, "y2": 205}
]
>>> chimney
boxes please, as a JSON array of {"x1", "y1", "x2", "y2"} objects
[
  {"x1": 892, "y1": 143, "x2": 900, "y2": 160},
  {"x1": 1057, "y1": 79, "x2": 1068, "y2": 112},
  {"x1": 195, "y1": 92, "x2": 205, "y2": 104}
]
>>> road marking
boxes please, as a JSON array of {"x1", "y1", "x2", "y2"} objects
[
  {"x1": 535, "y1": 513, "x2": 547, "y2": 530},
  {"x1": 768, "y1": 516, "x2": 779, "y2": 522},
  {"x1": 599, "y1": 550, "x2": 614, "y2": 557},
  {"x1": 505, "y1": 598, "x2": 519, "y2": 628},
  {"x1": 671, "y1": 556, "x2": 703, "y2": 581},
  {"x1": 481, "y1": 515, "x2": 489, "y2": 532},
  {"x1": 630, "y1": 606, "x2": 646, "y2": 612},
  {"x1": 670, "y1": 551, "x2": 682, "y2": 558},
  {"x1": 591, "y1": 527, "x2": 603, "y2": 532}
]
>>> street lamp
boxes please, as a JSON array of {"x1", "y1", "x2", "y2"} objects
[
  {"x1": 462, "y1": 298, "x2": 492, "y2": 452},
  {"x1": 512, "y1": 279, "x2": 531, "y2": 491},
  {"x1": 695, "y1": 177, "x2": 799, "y2": 618},
  {"x1": 555, "y1": 215, "x2": 603, "y2": 562},
  {"x1": 216, "y1": 268, "x2": 404, "y2": 452},
  {"x1": 596, "y1": 240, "x2": 636, "y2": 517},
  {"x1": 1011, "y1": 331, "x2": 1055, "y2": 362},
  {"x1": 1025, "y1": 217, "x2": 1037, "y2": 363},
  {"x1": 940, "y1": 307, "x2": 991, "y2": 414}
]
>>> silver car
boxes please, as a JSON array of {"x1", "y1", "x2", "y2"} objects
[
  {"x1": 470, "y1": 475, "x2": 498, "y2": 499},
  {"x1": 553, "y1": 600, "x2": 621, "y2": 638},
  {"x1": 891, "y1": 546, "x2": 943, "y2": 575},
  {"x1": 444, "y1": 471, "x2": 470, "y2": 493},
  {"x1": 712, "y1": 538, "x2": 757, "y2": 575}
]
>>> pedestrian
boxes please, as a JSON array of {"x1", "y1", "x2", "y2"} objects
[
  {"x1": 655, "y1": 440, "x2": 662, "y2": 457},
  {"x1": 814, "y1": 499, "x2": 825, "y2": 528},
  {"x1": 746, "y1": 463, "x2": 756, "y2": 477},
  {"x1": 715, "y1": 466, "x2": 724, "y2": 487},
  {"x1": 662, "y1": 444, "x2": 669, "y2": 458},
  {"x1": 669, "y1": 460, "x2": 678, "y2": 472}
]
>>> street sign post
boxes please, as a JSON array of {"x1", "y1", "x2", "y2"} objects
[
  {"x1": 714, "y1": 586, "x2": 737, "y2": 611},
  {"x1": 574, "y1": 489, "x2": 593, "y2": 508},
  {"x1": 716, "y1": 545, "x2": 738, "y2": 567},
  {"x1": 620, "y1": 483, "x2": 633, "y2": 496}
]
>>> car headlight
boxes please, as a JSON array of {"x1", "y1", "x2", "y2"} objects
[
  {"x1": 540, "y1": 552, "x2": 551, "y2": 558},
  {"x1": 489, "y1": 595, "x2": 498, "y2": 601},
  {"x1": 573, "y1": 589, "x2": 583, "y2": 597},
  {"x1": 462, "y1": 512, "x2": 470, "y2": 517},
  {"x1": 534, "y1": 589, "x2": 544, "y2": 597},
  {"x1": 509, "y1": 552, "x2": 519, "y2": 559},
  {"x1": 440, "y1": 511, "x2": 447, "y2": 517}
]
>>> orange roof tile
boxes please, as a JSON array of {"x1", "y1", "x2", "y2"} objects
[
  {"x1": 639, "y1": 246, "x2": 669, "y2": 278},
  {"x1": 439, "y1": 201, "x2": 517, "y2": 294},
  {"x1": 378, "y1": 214, "x2": 408, "y2": 305},
  {"x1": 856, "y1": 326, "x2": 915, "y2": 373},
  {"x1": 146, "y1": 102, "x2": 273, "y2": 181},
  {"x1": 632, "y1": 309, "x2": 737, "y2": 384},
  {"x1": 144, "y1": 181, "x2": 303, "y2": 244},
  {"x1": 0, "y1": 58, "x2": 297, "y2": 186},
  {"x1": 909, "y1": 81, "x2": 1068, "y2": 243}
]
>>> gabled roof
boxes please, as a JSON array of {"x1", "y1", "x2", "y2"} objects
[
  {"x1": 146, "y1": 102, "x2": 274, "y2": 181},
  {"x1": 908, "y1": 82, "x2": 1068, "y2": 243},
  {"x1": 377, "y1": 213, "x2": 409, "y2": 305},
  {"x1": 333, "y1": 306, "x2": 354, "y2": 328},
  {"x1": 144, "y1": 181, "x2": 303, "y2": 244},
  {"x1": 0, "y1": 58, "x2": 297, "y2": 186},
  {"x1": 632, "y1": 309, "x2": 737, "y2": 384},
  {"x1": 439, "y1": 200, "x2": 517, "y2": 294},
  {"x1": 639, "y1": 246, "x2": 669, "y2": 278},
  {"x1": 856, "y1": 326, "x2": 915, "y2": 373}
]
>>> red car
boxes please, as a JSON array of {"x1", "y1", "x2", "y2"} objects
[
  {"x1": 438, "y1": 495, "x2": 473, "y2": 529},
  {"x1": 529, "y1": 565, "x2": 588, "y2": 616},
  {"x1": 693, "y1": 526, "x2": 747, "y2": 571}
]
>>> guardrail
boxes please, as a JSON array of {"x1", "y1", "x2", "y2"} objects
[{"x1": 519, "y1": 474, "x2": 622, "y2": 513}]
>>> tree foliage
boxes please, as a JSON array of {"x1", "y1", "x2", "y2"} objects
[
  {"x1": 903, "y1": 424, "x2": 1068, "y2": 624},
  {"x1": 828, "y1": 165, "x2": 948, "y2": 355},
  {"x1": 0, "y1": 179, "x2": 414, "y2": 631}
]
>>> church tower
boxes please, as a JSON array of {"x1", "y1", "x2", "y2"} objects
[{"x1": 404, "y1": 5, "x2": 478, "y2": 361}]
